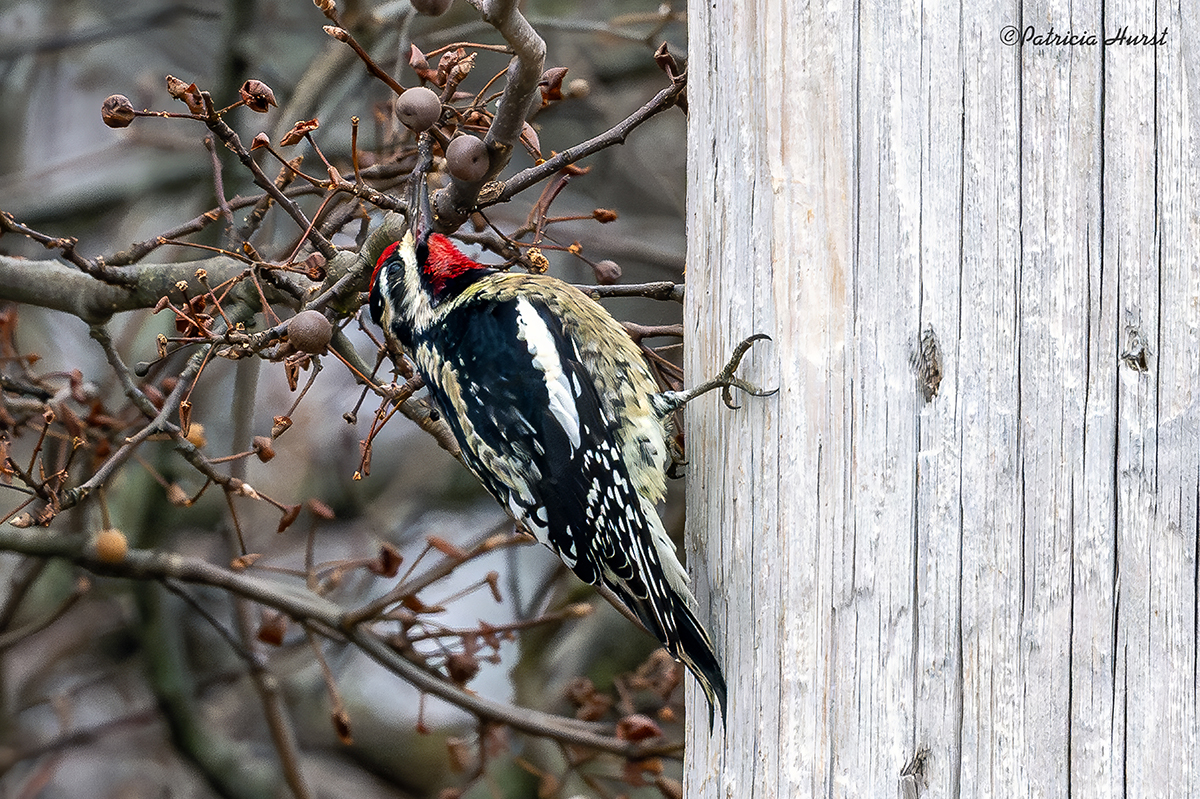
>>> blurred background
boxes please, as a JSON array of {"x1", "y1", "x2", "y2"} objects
[{"x1": 0, "y1": 0, "x2": 693, "y2": 796}]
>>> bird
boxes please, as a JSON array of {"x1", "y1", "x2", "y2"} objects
[{"x1": 367, "y1": 190, "x2": 770, "y2": 728}]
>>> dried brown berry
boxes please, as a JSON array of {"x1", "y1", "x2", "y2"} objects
[
  {"x1": 239, "y1": 79, "x2": 277, "y2": 113},
  {"x1": 395, "y1": 86, "x2": 441, "y2": 132},
  {"x1": 593, "y1": 259, "x2": 621, "y2": 285},
  {"x1": 446, "y1": 135, "x2": 488, "y2": 181},
  {"x1": 93, "y1": 528, "x2": 129, "y2": 563},
  {"x1": 287, "y1": 310, "x2": 333, "y2": 353},
  {"x1": 592, "y1": 208, "x2": 618, "y2": 223},
  {"x1": 410, "y1": 0, "x2": 453, "y2": 15},
  {"x1": 101, "y1": 94, "x2": 136, "y2": 128}
]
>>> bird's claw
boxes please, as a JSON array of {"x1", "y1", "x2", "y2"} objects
[{"x1": 658, "y1": 333, "x2": 776, "y2": 414}]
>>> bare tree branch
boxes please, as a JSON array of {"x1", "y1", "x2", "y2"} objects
[
  {"x1": 432, "y1": 0, "x2": 546, "y2": 230},
  {"x1": 0, "y1": 526, "x2": 676, "y2": 759}
]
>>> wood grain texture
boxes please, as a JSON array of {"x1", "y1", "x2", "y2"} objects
[{"x1": 682, "y1": 2, "x2": 1198, "y2": 797}]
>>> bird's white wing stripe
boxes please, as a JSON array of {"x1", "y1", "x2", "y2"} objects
[{"x1": 514, "y1": 297, "x2": 581, "y2": 450}]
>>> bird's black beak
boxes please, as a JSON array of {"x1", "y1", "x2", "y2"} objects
[{"x1": 409, "y1": 136, "x2": 436, "y2": 247}]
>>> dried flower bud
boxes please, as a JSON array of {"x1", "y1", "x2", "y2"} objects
[
  {"x1": 446, "y1": 53, "x2": 475, "y2": 87},
  {"x1": 250, "y1": 132, "x2": 271, "y2": 150},
  {"x1": 409, "y1": 44, "x2": 439, "y2": 83},
  {"x1": 166, "y1": 483, "x2": 191, "y2": 506},
  {"x1": 526, "y1": 247, "x2": 549, "y2": 274},
  {"x1": 332, "y1": 709, "x2": 353, "y2": 745},
  {"x1": 101, "y1": 94, "x2": 136, "y2": 128},
  {"x1": 239, "y1": 79, "x2": 277, "y2": 112},
  {"x1": 252, "y1": 435, "x2": 275, "y2": 462},
  {"x1": 410, "y1": 0, "x2": 453, "y2": 16},
  {"x1": 593, "y1": 259, "x2": 621, "y2": 285},
  {"x1": 368, "y1": 543, "x2": 403, "y2": 577},
  {"x1": 165, "y1": 75, "x2": 204, "y2": 114},
  {"x1": 231, "y1": 553, "x2": 261, "y2": 570},
  {"x1": 280, "y1": 118, "x2": 319, "y2": 147},
  {"x1": 653, "y1": 42, "x2": 681, "y2": 76},
  {"x1": 287, "y1": 309, "x2": 333, "y2": 353},
  {"x1": 436, "y1": 50, "x2": 462, "y2": 85},
  {"x1": 519, "y1": 121, "x2": 541, "y2": 157},
  {"x1": 271, "y1": 415, "x2": 292, "y2": 438},
  {"x1": 409, "y1": 43, "x2": 429, "y2": 71},
  {"x1": 303, "y1": 252, "x2": 327, "y2": 281},
  {"x1": 277, "y1": 504, "x2": 301, "y2": 533},
  {"x1": 593, "y1": 208, "x2": 618, "y2": 223},
  {"x1": 258, "y1": 611, "x2": 287, "y2": 646},
  {"x1": 92, "y1": 528, "x2": 129, "y2": 563},
  {"x1": 445, "y1": 135, "x2": 488, "y2": 181},
  {"x1": 313, "y1": 0, "x2": 336, "y2": 16},
  {"x1": 539, "y1": 67, "x2": 569, "y2": 104}
]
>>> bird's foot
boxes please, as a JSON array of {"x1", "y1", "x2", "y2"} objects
[{"x1": 657, "y1": 333, "x2": 777, "y2": 415}]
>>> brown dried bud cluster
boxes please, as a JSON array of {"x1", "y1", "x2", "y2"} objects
[
  {"x1": 239, "y1": 79, "x2": 277, "y2": 113},
  {"x1": 101, "y1": 94, "x2": 136, "y2": 128},
  {"x1": 525, "y1": 247, "x2": 550, "y2": 274}
]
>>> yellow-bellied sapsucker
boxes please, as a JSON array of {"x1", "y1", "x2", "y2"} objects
[{"x1": 369, "y1": 213, "x2": 770, "y2": 727}]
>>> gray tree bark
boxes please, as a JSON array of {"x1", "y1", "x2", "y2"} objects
[{"x1": 683, "y1": 2, "x2": 1199, "y2": 797}]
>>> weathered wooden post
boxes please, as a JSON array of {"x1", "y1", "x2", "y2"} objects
[{"x1": 684, "y1": 2, "x2": 1198, "y2": 796}]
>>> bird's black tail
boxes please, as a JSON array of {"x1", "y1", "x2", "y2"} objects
[{"x1": 612, "y1": 581, "x2": 728, "y2": 730}]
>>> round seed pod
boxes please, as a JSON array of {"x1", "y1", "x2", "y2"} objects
[
  {"x1": 445, "y1": 135, "x2": 488, "y2": 181},
  {"x1": 101, "y1": 95, "x2": 136, "y2": 128},
  {"x1": 288, "y1": 310, "x2": 333, "y2": 354},
  {"x1": 395, "y1": 86, "x2": 441, "y2": 132}
]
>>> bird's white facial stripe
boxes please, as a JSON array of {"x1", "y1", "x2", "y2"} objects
[{"x1": 514, "y1": 297, "x2": 580, "y2": 450}]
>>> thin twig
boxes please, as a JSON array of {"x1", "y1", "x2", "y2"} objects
[{"x1": 494, "y1": 75, "x2": 686, "y2": 204}]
